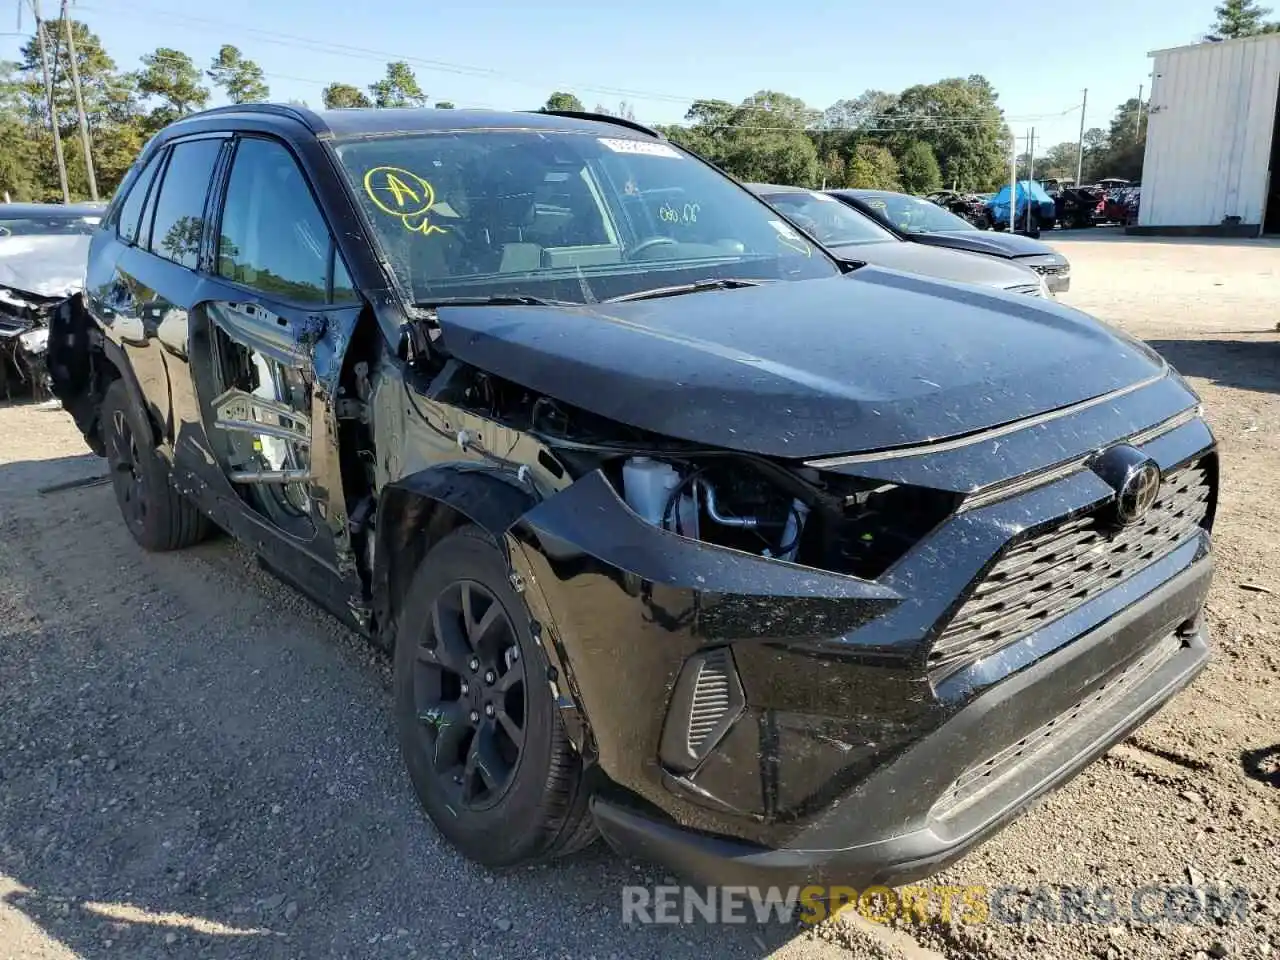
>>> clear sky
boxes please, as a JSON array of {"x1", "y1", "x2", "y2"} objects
[{"x1": 6, "y1": 0, "x2": 1219, "y2": 150}]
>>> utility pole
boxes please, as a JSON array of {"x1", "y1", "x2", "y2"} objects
[
  {"x1": 1008, "y1": 127, "x2": 1018, "y2": 233},
  {"x1": 61, "y1": 0, "x2": 97, "y2": 200},
  {"x1": 1075, "y1": 88, "x2": 1088, "y2": 186},
  {"x1": 1026, "y1": 128, "x2": 1037, "y2": 233},
  {"x1": 31, "y1": 0, "x2": 70, "y2": 203},
  {"x1": 1135, "y1": 83, "x2": 1144, "y2": 138}
]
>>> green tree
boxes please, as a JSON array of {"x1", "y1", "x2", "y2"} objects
[
  {"x1": 207, "y1": 45, "x2": 269, "y2": 104},
  {"x1": 322, "y1": 83, "x2": 371, "y2": 109},
  {"x1": 897, "y1": 140, "x2": 942, "y2": 194},
  {"x1": 847, "y1": 143, "x2": 901, "y2": 190},
  {"x1": 1074, "y1": 95, "x2": 1151, "y2": 183},
  {"x1": 820, "y1": 151, "x2": 846, "y2": 189},
  {"x1": 1079, "y1": 127, "x2": 1108, "y2": 181},
  {"x1": 434, "y1": 101, "x2": 455, "y2": 109},
  {"x1": 1101, "y1": 97, "x2": 1148, "y2": 180},
  {"x1": 658, "y1": 98, "x2": 735, "y2": 161},
  {"x1": 822, "y1": 90, "x2": 898, "y2": 132},
  {"x1": 543, "y1": 91, "x2": 585, "y2": 112},
  {"x1": 1206, "y1": 0, "x2": 1279, "y2": 38},
  {"x1": 0, "y1": 61, "x2": 39, "y2": 200},
  {"x1": 159, "y1": 215, "x2": 204, "y2": 263},
  {"x1": 883, "y1": 76, "x2": 1007, "y2": 191},
  {"x1": 720, "y1": 91, "x2": 820, "y2": 186},
  {"x1": 1107, "y1": 98, "x2": 1147, "y2": 148},
  {"x1": 815, "y1": 90, "x2": 898, "y2": 160},
  {"x1": 1036, "y1": 141, "x2": 1080, "y2": 180},
  {"x1": 135, "y1": 48, "x2": 209, "y2": 132},
  {"x1": 661, "y1": 92, "x2": 819, "y2": 186},
  {"x1": 14, "y1": 21, "x2": 144, "y2": 200},
  {"x1": 368, "y1": 61, "x2": 426, "y2": 108}
]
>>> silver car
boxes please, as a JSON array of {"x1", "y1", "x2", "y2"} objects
[{"x1": 748, "y1": 184, "x2": 1051, "y2": 297}]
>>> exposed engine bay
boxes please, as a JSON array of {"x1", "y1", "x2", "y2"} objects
[
  {"x1": 412, "y1": 356, "x2": 960, "y2": 582},
  {"x1": 0, "y1": 285, "x2": 57, "y2": 401},
  {"x1": 1, "y1": 222, "x2": 96, "y2": 402},
  {"x1": 606, "y1": 454, "x2": 958, "y2": 580}
]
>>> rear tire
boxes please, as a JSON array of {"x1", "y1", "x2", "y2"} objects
[
  {"x1": 102, "y1": 379, "x2": 210, "y2": 552},
  {"x1": 393, "y1": 525, "x2": 597, "y2": 866}
]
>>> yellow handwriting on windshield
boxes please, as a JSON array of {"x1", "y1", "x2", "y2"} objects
[
  {"x1": 363, "y1": 166, "x2": 447, "y2": 236},
  {"x1": 658, "y1": 201, "x2": 699, "y2": 225}
]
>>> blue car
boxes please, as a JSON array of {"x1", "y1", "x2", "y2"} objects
[{"x1": 988, "y1": 181, "x2": 1057, "y2": 231}]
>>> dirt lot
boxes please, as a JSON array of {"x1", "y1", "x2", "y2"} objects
[{"x1": 1, "y1": 232, "x2": 1277, "y2": 960}]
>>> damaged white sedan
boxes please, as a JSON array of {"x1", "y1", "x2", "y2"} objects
[{"x1": 0, "y1": 202, "x2": 103, "y2": 400}]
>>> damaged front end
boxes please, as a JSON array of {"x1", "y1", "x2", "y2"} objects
[
  {"x1": 0, "y1": 284, "x2": 60, "y2": 401},
  {"x1": 377, "y1": 329, "x2": 1215, "y2": 888}
]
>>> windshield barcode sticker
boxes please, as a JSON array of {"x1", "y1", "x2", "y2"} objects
[{"x1": 597, "y1": 138, "x2": 682, "y2": 158}]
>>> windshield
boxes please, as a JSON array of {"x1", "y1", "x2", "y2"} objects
[
  {"x1": 761, "y1": 191, "x2": 895, "y2": 247},
  {"x1": 333, "y1": 131, "x2": 839, "y2": 304},
  {"x1": 0, "y1": 213, "x2": 100, "y2": 238},
  {"x1": 859, "y1": 193, "x2": 975, "y2": 234}
]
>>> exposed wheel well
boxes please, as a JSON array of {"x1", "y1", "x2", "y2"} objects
[
  {"x1": 371, "y1": 473, "x2": 536, "y2": 652},
  {"x1": 374, "y1": 494, "x2": 470, "y2": 651}
]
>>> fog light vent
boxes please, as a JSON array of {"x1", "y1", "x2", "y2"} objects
[
  {"x1": 660, "y1": 646, "x2": 746, "y2": 774},
  {"x1": 688, "y1": 649, "x2": 733, "y2": 752}
]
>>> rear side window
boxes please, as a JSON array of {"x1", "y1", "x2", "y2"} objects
[
  {"x1": 216, "y1": 137, "x2": 338, "y2": 305},
  {"x1": 148, "y1": 138, "x2": 224, "y2": 269},
  {"x1": 116, "y1": 152, "x2": 163, "y2": 245}
]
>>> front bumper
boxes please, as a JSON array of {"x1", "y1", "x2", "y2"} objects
[
  {"x1": 590, "y1": 553, "x2": 1211, "y2": 887},
  {"x1": 505, "y1": 379, "x2": 1214, "y2": 886}
]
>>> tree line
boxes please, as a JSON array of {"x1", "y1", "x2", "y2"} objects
[{"x1": 1, "y1": 1, "x2": 1263, "y2": 204}]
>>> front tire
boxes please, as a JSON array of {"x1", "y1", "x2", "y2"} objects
[
  {"x1": 393, "y1": 526, "x2": 596, "y2": 866},
  {"x1": 102, "y1": 379, "x2": 210, "y2": 552}
]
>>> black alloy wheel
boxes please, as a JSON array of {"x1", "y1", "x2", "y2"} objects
[
  {"x1": 413, "y1": 579, "x2": 527, "y2": 811},
  {"x1": 392, "y1": 526, "x2": 596, "y2": 867},
  {"x1": 100, "y1": 379, "x2": 209, "y2": 551},
  {"x1": 108, "y1": 405, "x2": 148, "y2": 533}
]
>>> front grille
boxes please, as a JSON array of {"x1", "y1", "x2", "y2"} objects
[
  {"x1": 687, "y1": 648, "x2": 734, "y2": 752},
  {"x1": 931, "y1": 632, "x2": 1181, "y2": 820},
  {"x1": 1004, "y1": 283, "x2": 1042, "y2": 297},
  {"x1": 929, "y1": 460, "x2": 1211, "y2": 681}
]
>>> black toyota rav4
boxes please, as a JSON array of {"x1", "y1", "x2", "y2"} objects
[{"x1": 49, "y1": 105, "x2": 1217, "y2": 887}]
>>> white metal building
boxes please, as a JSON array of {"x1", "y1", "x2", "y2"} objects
[{"x1": 1137, "y1": 32, "x2": 1280, "y2": 236}]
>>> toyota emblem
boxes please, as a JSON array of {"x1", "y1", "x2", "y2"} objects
[{"x1": 1090, "y1": 445, "x2": 1163, "y2": 527}]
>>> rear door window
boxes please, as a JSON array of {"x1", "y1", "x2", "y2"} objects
[
  {"x1": 116, "y1": 151, "x2": 163, "y2": 245},
  {"x1": 147, "y1": 138, "x2": 224, "y2": 269}
]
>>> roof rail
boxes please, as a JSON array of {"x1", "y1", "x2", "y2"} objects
[
  {"x1": 529, "y1": 109, "x2": 665, "y2": 140},
  {"x1": 178, "y1": 102, "x2": 323, "y2": 133}
]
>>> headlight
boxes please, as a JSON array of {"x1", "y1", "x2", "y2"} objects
[
  {"x1": 1021, "y1": 253, "x2": 1070, "y2": 275},
  {"x1": 18, "y1": 327, "x2": 49, "y2": 354}
]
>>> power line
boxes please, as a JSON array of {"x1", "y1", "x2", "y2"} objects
[
  {"x1": 75, "y1": 0, "x2": 698, "y2": 106},
  {"x1": 27, "y1": 5, "x2": 1090, "y2": 132}
]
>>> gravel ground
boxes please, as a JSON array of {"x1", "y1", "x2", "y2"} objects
[{"x1": 1, "y1": 232, "x2": 1277, "y2": 960}]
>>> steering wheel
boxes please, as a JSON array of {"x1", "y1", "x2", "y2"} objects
[{"x1": 629, "y1": 236, "x2": 678, "y2": 259}]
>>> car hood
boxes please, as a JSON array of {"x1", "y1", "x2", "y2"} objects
[
  {"x1": 0, "y1": 234, "x2": 90, "y2": 298},
  {"x1": 831, "y1": 240, "x2": 1037, "y2": 288},
  {"x1": 913, "y1": 230, "x2": 1061, "y2": 259},
  {"x1": 435, "y1": 269, "x2": 1167, "y2": 460}
]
